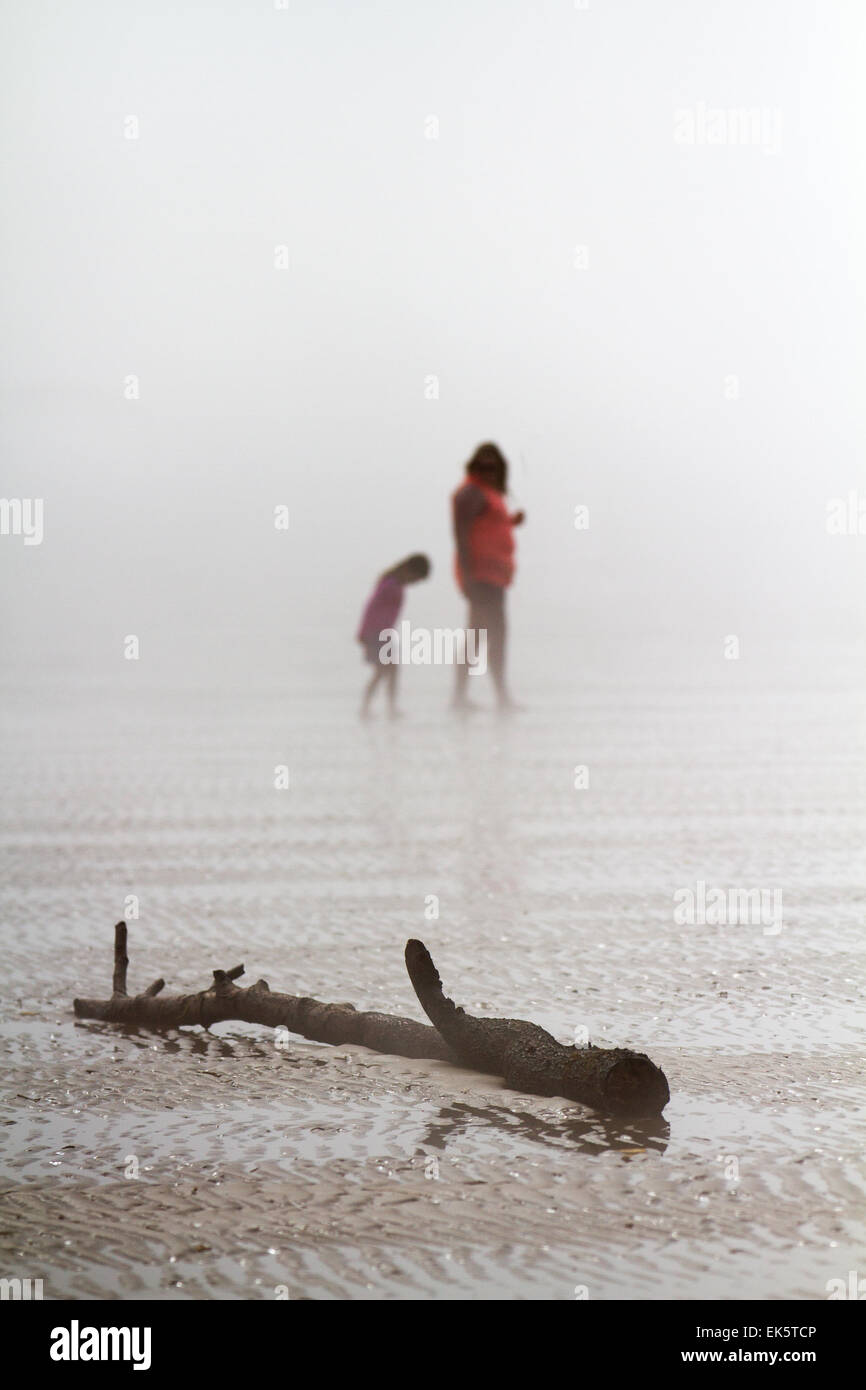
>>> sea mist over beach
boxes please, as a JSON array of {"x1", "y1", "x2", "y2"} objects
[
  {"x1": 2, "y1": 1, "x2": 865, "y2": 688},
  {"x1": 1, "y1": 0, "x2": 864, "y2": 1301}
]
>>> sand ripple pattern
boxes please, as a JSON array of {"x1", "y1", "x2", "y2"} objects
[{"x1": 1, "y1": 649, "x2": 864, "y2": 1298}]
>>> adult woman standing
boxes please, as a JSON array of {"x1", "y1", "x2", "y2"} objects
[{"x1": 451, "y1": 442, "x2": 525, "y2": 711}]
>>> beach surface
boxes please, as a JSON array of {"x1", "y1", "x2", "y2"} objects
[{"x1": 1, "y1": 641, "x2": 863, "y2": 1300}]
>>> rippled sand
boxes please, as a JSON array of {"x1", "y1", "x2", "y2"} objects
[{"x1": 1, "y1": 642, "x2": 864, "y2": 1299}]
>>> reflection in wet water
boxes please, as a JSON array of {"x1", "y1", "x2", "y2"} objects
[
  {"x1": 76, "y1": 1025, "x2": 670, "y2": 1156},
  {"x1": 418, "y1": 1101, "x2": 669, "y2": 1157}
]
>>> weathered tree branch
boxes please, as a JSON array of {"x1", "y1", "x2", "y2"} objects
[
  {"x1": 112, "y1": 921, "x2": 129, "y2": 997},
  {"x1": 73, "y1": 923, "x2": 670, "y2": 1116},
  {"x1": 404, "y1": 939, "x2": 670, "y2": 1116},
  {"x1": 74, "y1": 922, "x2": 454, "y2": 1061}
]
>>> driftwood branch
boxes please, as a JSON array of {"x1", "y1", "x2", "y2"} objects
[
  {"x1": 112, "y1": 921, "x2": 129, "y2": 997},
  {"x1": 73, "y1": 923, "x2": 670, "y2": 1116},
  {"x1": 74, "y1": 922, "x2": 453, "y2": 1062},
  {"x1": 404, "y1": 939, "x2": 670, "y2": 1116}
]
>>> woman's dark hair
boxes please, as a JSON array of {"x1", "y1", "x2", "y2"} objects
[
  {"x1": 383, "y1": 553, "x2": 431, "y2": 580},
  {"x1": 465, "y1": 441, "x2": 508, "y2": 494}
]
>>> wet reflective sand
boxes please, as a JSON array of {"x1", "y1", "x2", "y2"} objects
[{"x1": 1, "y1": 643, "x2": 863, "y2": 1298}]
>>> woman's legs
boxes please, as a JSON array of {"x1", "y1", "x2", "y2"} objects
[
  {"x1": 475, "y1": 585, "x2": 507, "y2": 705},
  {"x1": 453, "y1": 583, "x2": 509, "y2": 708}
]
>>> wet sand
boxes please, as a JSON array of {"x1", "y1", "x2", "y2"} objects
[{"x1": 1, "y1": 641, "x2": 864, "y2": 1299}]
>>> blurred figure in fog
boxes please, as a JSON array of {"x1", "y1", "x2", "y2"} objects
[
  {"x1": 452, "y1": 442, "x2": 525, "y2": 712},
  {"x1": 356, "y1": 553, "x2": 430, "y2": 718}
]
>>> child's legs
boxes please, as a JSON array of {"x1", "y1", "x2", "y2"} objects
[
  {"x1": 384, "y1": 662, "x2": 398, "y2": 709},
  {"x1": 361, "y1": 638, "x2": 388, "y2": 709},
  {"x1": 362, "y1": 640, "x2": 399, "y2": 712},
  {"x1": 362, "y1": 664, "x2": 384, "y2": 707}
]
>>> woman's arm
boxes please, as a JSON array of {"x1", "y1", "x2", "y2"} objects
[{"x1": 453, "y1": 483, "x2": 486, "y2": 584}]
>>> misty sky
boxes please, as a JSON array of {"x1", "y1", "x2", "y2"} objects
[{"x1": 2, "y1": 0, "x2": 864, "y2": 684}]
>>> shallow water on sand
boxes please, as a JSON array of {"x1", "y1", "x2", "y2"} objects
[{"x1": 1, "y1": 642, "x2": 864, "y2": 1299}]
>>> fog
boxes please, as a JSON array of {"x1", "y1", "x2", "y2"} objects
[{"x1": 2, "y1": 0, "x2": 864, "y2": 686}]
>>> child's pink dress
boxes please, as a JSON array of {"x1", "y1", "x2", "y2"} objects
[{"x1": 357, "y1": 575, "x2": 404, "y2": 663}]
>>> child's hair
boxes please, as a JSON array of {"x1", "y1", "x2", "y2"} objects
[{"x1": 382, "y1": 553, "x2": 431, "y2": 581}]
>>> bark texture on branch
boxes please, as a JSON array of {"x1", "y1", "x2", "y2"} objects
[
  {"x1": 74, "y1": 923, "x2": 453, "y2": 1061},
  {"x1": 405, "y1": 939, "x2": 670, "y2": 1116}
]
